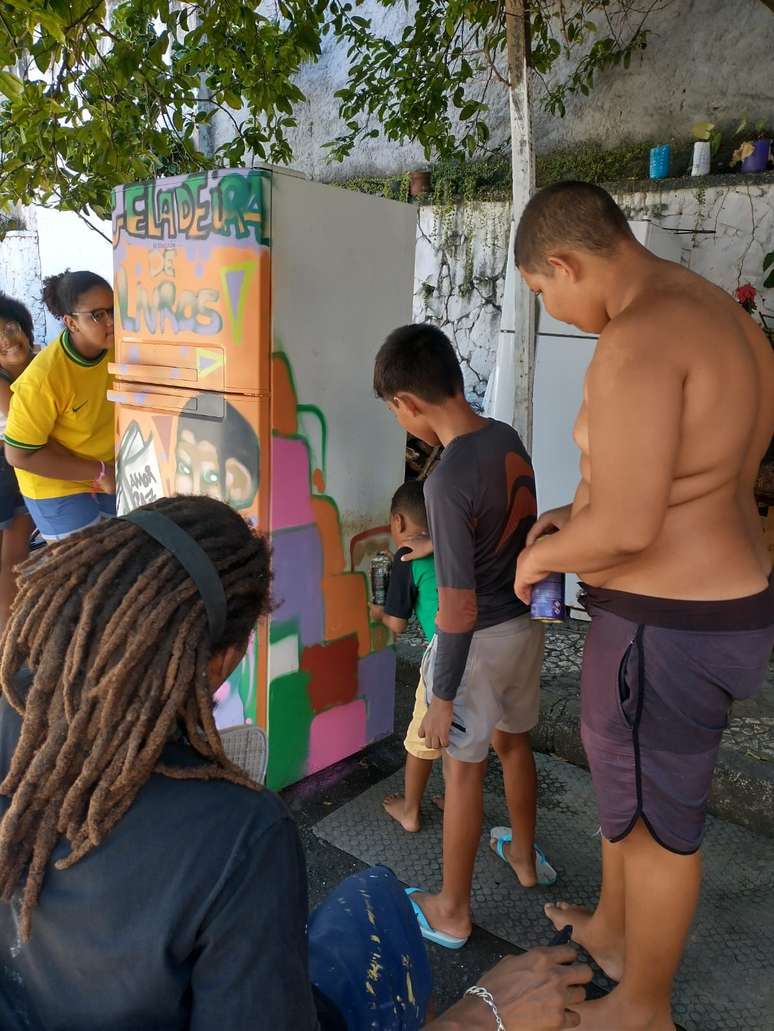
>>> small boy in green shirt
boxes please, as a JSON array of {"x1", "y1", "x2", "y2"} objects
[{"x1": 371, "y1": 481, "x2": 441, "y2": 832}]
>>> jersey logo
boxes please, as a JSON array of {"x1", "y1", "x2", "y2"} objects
[{"x1": 71, "y1": 401, "x2": 88, "y2": 414}]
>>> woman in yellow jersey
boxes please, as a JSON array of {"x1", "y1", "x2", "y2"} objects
[{"x1": 4, "y1": 271, "x2": 116, "y2": 541}]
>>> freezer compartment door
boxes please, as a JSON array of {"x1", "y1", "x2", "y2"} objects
[
  {"x1": 110, "y1": 381, "x2": 267, "y2": 532},
  {"x1": 112, "y1": 169, "x2": 271, "y2": 395}
]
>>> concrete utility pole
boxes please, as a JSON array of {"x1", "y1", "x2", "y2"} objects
[{"x1": 486, "y1": 1, "x2": 536, "y2": 448}]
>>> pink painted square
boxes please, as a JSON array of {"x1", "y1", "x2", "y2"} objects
[
  {"x1": 271, "y1": 436, "x2": 315, "y2": 530},
  {"x1": 306, "y1": 700, "x2": 367, "y2": 776}
]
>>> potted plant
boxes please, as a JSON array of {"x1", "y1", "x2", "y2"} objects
[
  {"x1": 690, "y1": 121, "x2": 721, "y2": 176},
  {"x1": 408, "y1": 169, "x2": 432, "y2": 198},
  {"x1": 731, "y1": 117, "x2": 772, "y2": 173}
]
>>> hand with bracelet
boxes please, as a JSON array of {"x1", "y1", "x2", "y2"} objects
[
  {"x1": 93, "y1": 459, "x2": 116, "y2": 495},
  {"x1": 427, "y1": 947, "x2": 592, "y2": 1029}
]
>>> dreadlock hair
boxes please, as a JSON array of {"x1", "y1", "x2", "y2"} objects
[{"x1": 0, "y1": 494, "x2": 271, "y2": 942}]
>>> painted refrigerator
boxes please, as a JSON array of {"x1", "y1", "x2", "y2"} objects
[{"x1": 109, "y1": 167, "x2": 416, "y2": 789}]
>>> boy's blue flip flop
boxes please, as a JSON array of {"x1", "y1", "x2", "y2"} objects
[
  {"x1": 489, "y1": 826, "x2": 558, "y2": 887},
  {"x1": 404, "y1": 888, "x2": 469, "y2": 950}
]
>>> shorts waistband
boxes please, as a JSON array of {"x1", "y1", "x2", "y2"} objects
[
  {"x1": 472, "y1": 612, "x2": 533, "y2": 639},
  {"x1": 579, "y1": 577, "x2": 774, "y2": 632}
]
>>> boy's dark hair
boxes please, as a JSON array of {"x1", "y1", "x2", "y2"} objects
[
  {"x1": 515, "y1": 181, "x2": 633, "y2": 273},
  {"x1": 0, "y1": 495, "x2": 271, "y2": 942},
  {"x1": 391, "y1": 479, "x2": 428, "y2": 529},
  {"x1": 0, "y1": 293, "x2": 34, "y2": 344},
  {"x1": 374, "y1": 323, "x2": 464, "y2": 403},
  {"x1": 41, "y1": 270, "x2": 111, "y2": 319}
]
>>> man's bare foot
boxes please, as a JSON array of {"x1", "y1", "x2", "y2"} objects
[
  {"x1": 569, "y1": 992, "x2": 674, "y2": 1030},
  {"x1": 410, "y1": 890, "x2": 472, "y2": 942},
  {"x1": 545, "y1": 901, "x2": 624, "y2": 983},
  {"x1": 490, "y1": 836, "x2": 538, "y2": 888},
  {"x1": 383, "y1": 793, "x2": 421, "y2": 832},
  {"x1": 431, "y1": 795, "x2": 445, "y2": 812}
]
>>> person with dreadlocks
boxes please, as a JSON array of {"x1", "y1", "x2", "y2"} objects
[{"x1": 0, "y1": 494, "x2": 591, "y2": 1031}]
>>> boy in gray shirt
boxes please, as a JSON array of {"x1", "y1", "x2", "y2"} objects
[{"x1": 373, "y1": 323, "x2": 555, "y2": 950}]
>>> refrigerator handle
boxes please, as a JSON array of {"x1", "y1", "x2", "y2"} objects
[{"x1": 108, "y1": 389, "x2": 226, "y2": 419}]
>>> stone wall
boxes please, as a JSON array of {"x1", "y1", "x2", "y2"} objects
[
  {"x1": 211, "y1": 0, "x2": 774, "y2": 182},
  {"x1": 412, "y1": 177, "x2": 774, "y2": 406}
]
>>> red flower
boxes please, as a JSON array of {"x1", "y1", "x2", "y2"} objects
[{"x1": 735, "y1": 283, "x2": 757, "y2": 305}]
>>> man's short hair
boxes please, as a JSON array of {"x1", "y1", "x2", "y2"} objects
[
  {"x1": 515, "y1": 181, "x2": 633, "y2": 272},
  {"x1": 390, "y1": 479, "x2": 428, "y2": 529},
  {"x1": 373, "y1": 323, "x2": 464, "y2": 403}
]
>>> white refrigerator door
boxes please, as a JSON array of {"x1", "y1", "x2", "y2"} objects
[{"x1": 270, "y1": 173, "x2": 416, "y2": 553}]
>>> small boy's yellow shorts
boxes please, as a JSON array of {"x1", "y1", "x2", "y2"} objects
[{"x1": 403, "y1": 675, "x2": 442, "y2": 761}]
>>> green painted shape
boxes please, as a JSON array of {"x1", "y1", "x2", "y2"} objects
[
  {"x1": 223, "y1": 634, "x2": 257, "y2": 724},
  {"x1": 269, "y1": 618, "x2": 301, "y2": 645},
  {"x1": 297, "y1": 404, "x2": 328, "y2": 479},
  {"x1": 265, "y1": 670, "x2": 313, "y2": 790}
]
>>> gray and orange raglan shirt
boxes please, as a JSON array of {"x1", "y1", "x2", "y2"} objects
[{"x1": 423, "y1": 419, "x2": 537, "y2": 701}]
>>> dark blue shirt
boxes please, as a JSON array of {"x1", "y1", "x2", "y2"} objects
[{"x1": 0, "y1": 676, "x2": 320, "y2": 1031}]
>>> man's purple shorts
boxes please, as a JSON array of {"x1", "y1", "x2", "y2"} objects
[{"x1": 580, "y1": 580, "x2": 774, "y2": 854}]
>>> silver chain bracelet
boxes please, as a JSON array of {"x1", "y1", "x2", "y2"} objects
[{"x1": 465, "y1": 985, "x2": 506, "y2": 1031}]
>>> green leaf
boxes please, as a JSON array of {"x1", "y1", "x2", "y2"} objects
[
  {"x1": 0, "y1": 70, "x2": 23, "y2": 100},
  {"x1": 763, "y1": 252, "x2": 774, "y2": 272},
  {"x1": 36, "y1": 12, "x2": 66, "y2": 44}
]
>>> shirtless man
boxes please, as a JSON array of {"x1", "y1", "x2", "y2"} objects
[{"x1": 512, "y1": 181, "x2": 774, "y2": 1031}]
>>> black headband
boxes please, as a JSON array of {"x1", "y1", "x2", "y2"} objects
[{"x1": 123, "y1": 510, "x2": 227, "y2": 642}]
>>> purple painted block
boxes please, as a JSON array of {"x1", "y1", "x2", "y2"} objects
[
  {"x1": 271, "y1": 525, "x2": 324, "y2": 648},
  {"x1": 358, "y1": 648, "x2": 396, "y2": 742}
]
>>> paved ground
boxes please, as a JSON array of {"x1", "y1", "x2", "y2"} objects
[
  {"x1": 283, "y1": 621, "x2": 774, "y2": 1017},
  {"x1": 314, "y1": 755, "x2": 774, "y2": 1030}
]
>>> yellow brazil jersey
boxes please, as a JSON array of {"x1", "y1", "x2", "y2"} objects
[{"x1": 5, "y1": 330, "x2": 114, "y2": 500}]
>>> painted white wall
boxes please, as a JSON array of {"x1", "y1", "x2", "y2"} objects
[
  {"x1": 210, "y1": 0, "x2": 774, "y2": 181},
  {"x1": 0, "y1": 205, "x2": 111, "y2": 344}
]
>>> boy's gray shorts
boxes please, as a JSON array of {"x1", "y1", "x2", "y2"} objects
[{"x1": 421, "y1": 614, "x2": 544, "y2": 763}]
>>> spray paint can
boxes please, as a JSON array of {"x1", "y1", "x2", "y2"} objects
[
  {"x1": 370, "y1": 552, "x2": 392, "y2": 606},
  {"x1": 531, "y1": 572, "x2": 566, "y2": 623}
]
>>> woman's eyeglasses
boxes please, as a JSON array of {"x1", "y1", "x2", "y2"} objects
[{"x1": 71, "y1": 308, "x2": 115, "y2": 325}]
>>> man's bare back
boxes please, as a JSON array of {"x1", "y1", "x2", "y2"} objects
[{"x1": 571, "y1": 261, "x2": 772, "y2": 600}]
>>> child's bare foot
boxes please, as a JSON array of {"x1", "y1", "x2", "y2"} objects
[
  {"x1": 545, "y1": 901, "x2": 624, "y2": 982},
  {"x1": 567, "y1": 992, "x2": 674, "y2": 1029},
  {"x1": 383, "y1": 793, "x2": 421, "y2": 832},
  {"x1": 489, "y1": 836, "x2": 538, "y2": 888},
  {"x1": 431, "y1": 795, "x2": 445, "y2": 812},
  {"x1": 410, "y1": 891, "x2": 472, "y2": 942}
]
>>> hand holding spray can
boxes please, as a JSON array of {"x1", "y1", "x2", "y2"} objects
[
  {"x1": 529, "y1": 530, "x2": 566, "y2": 623},
  {"x1": 530, "y1": 572, "x2": 566, "y2": 623},
  {"x1": 370, "y1": 552, "x2": 392, "y2": 606}
]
